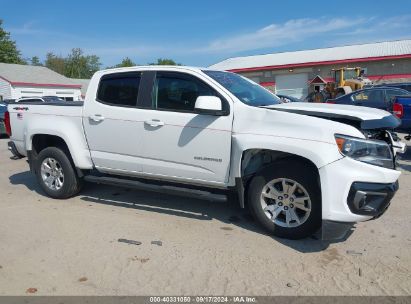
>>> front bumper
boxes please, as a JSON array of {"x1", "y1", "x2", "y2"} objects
[
  {"x1": 347, "y1": 181, "x2": 398, "y2": 217},
  {"x1": 320, "y1": 181, "x2": 398, "y2": 240},
  {"x1": 319, "y1": 156, "x2": 400, "y2": 223}
]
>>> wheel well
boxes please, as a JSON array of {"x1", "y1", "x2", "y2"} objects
[
  {"x1": 32, "y1": 134, "x2": 69, "y2": 156},
  {"x1": 241, "y1": 149, "x2": 320, "y2": 185},
  {"x1": 30, "y1": 134, "x2": 82, "y2": 177},
  {"x1": 239, "y1": 149, "x2": 321, "y2": 209}
]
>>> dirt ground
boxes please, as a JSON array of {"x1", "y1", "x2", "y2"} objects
[{"x1": 0, "y1": 137, "x2": 410, "y2": 296}]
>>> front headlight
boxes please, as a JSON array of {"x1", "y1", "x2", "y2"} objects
[{"x1": 335, "y1": 134, "x2": 394, "y2": 169}]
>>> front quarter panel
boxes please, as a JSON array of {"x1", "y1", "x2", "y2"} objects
[
  {"x1": 229, "y1": 101, "x2": 366, "y2": 185},
  {"x1": 229, "y1": 101, "x2": 401, "y2": 224}
]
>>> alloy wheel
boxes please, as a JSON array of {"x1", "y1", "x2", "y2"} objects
[
  {"x1": 40, "y1": 157, "x2": 64, "y2": 191},
  {"x1": 260, "y1": 178, "x2": 312, "y2": 228}
]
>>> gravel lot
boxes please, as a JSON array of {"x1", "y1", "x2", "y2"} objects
[{"x1": 0, "y1": 137, "x2": 410, "y2": 296}]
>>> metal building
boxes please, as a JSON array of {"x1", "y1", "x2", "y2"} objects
[{"x1": 210, "y1": 40, "x2": 411, "y2": 98}]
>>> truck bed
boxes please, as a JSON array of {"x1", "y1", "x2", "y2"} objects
[{"x1": 7, "y1": 102, "x2": 89, "y2": 168}]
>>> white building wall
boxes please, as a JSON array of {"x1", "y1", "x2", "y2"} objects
[
  {"x1": 0, "y1": 78, "x2": 12, "y2": 100},
  {"x1": 10, "y1": 85, "x2": 82, "y2": 101}
]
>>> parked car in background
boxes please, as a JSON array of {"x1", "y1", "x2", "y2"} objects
[
  {"x1": 1, "y1": 97, "x2": 66, "y2": 136},
  {"x1": 392, "y1": 95, "x2": 411, "y2": 140},
  {"x1": 367, "y1": 82, "x2": 411, "y2": 93},
  {"x1": 276, "y1": 94, "x2": 303, "y2": 103},
  {"x1": 327, "y1": 87, "x2": 410, "y2": 111},
  {"x1": 13, "y1": 96, "x2": 66, "y2": 103},
  {"x1": 0, "y1": 102, "x2": 8, "y2": 136}
]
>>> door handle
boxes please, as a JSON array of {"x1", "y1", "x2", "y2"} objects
[
  {"x1": 145, "y1": 119, "x2": 164, "y2": 127},
  {"x1": 89, "y1": 114, "x2": 105, "y2": 122}
]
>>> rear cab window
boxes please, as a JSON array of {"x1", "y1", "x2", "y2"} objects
[{"x1": 97, "y1": 72, "x2": 141, "y2": 107}]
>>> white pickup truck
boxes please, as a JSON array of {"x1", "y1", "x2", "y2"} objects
[{"x1": 6, "y1": 66, "x2": 406, "y2": 240}]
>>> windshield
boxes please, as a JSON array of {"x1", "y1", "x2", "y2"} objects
[
  {"x1": 203, "y1": 70, "x2": 281, "y2": 106},
  {"x1": 344, "y1": 69, "x2": 358, "y2": 80}
]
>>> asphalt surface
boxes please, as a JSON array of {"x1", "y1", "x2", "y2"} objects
[{"x1": 0, "y1": 137, "x2": 410, "y2": 295}]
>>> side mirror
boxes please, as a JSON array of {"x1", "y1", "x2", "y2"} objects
[{"x1": 194, "y1": 96, "x2": 223, "y2": 115}]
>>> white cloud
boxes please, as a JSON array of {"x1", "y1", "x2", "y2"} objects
[
  {"x1": 326, "y1": 14, "x2": 411, "y2": 47},
  {"x1": 6, "y1": 15, "x2": 411, "y2": 66},
  {"x1": 82, "y1": 17, "x2": 375, "y2": 60},
  {"x1": 377, "y1": 15, "x2": 411, "y2": 29},
  {"x1": 7, "y1": 21, "x2": 40, "y2": 35},
  {"x1": 202, "y1": 17, "x2": 372, "y2": 53}
]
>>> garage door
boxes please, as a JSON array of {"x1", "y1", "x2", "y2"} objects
[{"x1": 275, "y1": 73, "x2": 308, "y2": 99}]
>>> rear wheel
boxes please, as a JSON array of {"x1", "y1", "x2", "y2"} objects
[
  {"x1": 35, "y1": 147, "x2": 82, "y2": 199},
  {"x1": 248, "y1": 163, "x2": 321, "y2": 239}
]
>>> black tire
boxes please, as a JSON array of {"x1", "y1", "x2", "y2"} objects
[
  {"x1": 35, "y1": 147, "x2": 82, "y2": 199},
  {"x1": 247, "y1": 162, "x2": 321, "y2": 239}
]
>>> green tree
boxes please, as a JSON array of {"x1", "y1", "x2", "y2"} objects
[
  {"x1": 0, "y1": 19, "x2": 26, "y2": 64},
  {"x1": 30, "y1": 56, "x2": 42, "y2": 66},
  {"x1": 107, "y1": 57, "x2": 136, "y2": 69},
  {"x1": 45, "y1": 52, "x2": 66, "y2": 75},
  {"x1": 149, "y1": 58, "x2": 180, "y2": 66},
  {"x1": 116, "y1": 57, "x2": 136, "y2": 67},
  {"x1": 64, "y1": 48, "x2": 86, "y2": 78},
  {"x1": 64, "y1": 48, "x2": 101, "y2": 78},
  {"x1": 86, "y1": 54, "x2": 101, "y2": 76}
]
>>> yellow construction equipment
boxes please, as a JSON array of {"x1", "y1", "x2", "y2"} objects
[{"x1": 313, "y1": 67, "x2": 372, "y2": 102}]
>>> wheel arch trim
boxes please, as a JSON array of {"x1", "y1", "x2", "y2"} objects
[{"x1": 27, "y1": 131, "x2": 93, "y2": 169}]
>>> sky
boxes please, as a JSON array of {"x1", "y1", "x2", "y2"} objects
[{"x1": 2, "y1": 0, "x2": 411, "y2": 68}]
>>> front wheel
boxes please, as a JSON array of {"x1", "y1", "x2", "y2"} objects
[
  {"x1": 248, "y1": 163, "x2": 321, "y2": 239},
  {"x1": 35, "y1": 147, "x2": 83, "y2": 199}
]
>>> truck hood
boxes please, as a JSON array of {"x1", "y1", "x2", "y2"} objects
[{"x1": 265, "y1": 102, "x2": 401, "y2": 130}]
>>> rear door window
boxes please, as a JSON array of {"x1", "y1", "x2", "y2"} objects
[
  {"x1": 403, "y1": 85, "x2": 411, "y2": 93},
  {"x1": 385, "y1": 89, "x2": 408, "y2": 102},
  {"x1": 352, "y1": 89, "x2": 387, "y2": 109},
  {"x1": 97, "y1": 72, "x2": 141, "y2": 107},
  {"x1": 353, "y1": 90, "x2": 383, "y2": 102}
]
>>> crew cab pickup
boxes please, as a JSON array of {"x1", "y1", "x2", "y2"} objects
[{"x1": 6, "y1": 66, "x2": 406, "y2": 240}]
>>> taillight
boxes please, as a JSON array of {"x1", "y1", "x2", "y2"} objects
[
  {"x1": 393, "y1": 103, "x2": 404, "y2": 119},
  {"x1": 4, "y1": 111, "x2": 11, "y2": 136}
]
